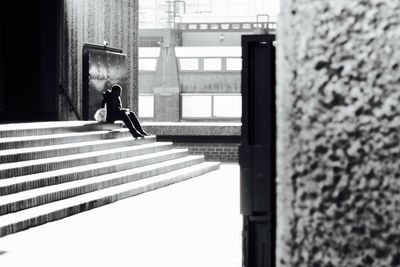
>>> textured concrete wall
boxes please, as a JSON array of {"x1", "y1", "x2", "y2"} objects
[
  {"x1": 180, "y1": 72, "x2": 241, "y2": 93},
  {"x1": 60, "y1": 0, "x2": 138, "y2": 120},
  {"x1": 277, "y1": 1, "x2": 400, "y2": 266}
]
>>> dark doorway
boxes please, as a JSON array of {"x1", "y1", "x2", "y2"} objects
[
  {"x1": 0, "y1": 0, "x2": 60, "y2": 122},
  {"x1": 82, "y1": 44, "x2": 128, "y2": 121}
]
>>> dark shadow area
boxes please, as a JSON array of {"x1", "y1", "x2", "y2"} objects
[
  {"x1": 0, "y1": 0, "x2": 59, "y2": 123},
  {"x1": 0, "y1": 250, "x2": 8, "y2": 256},
  {"x1": 82, "y1": 44, "x2": 128, "y2": 120}
]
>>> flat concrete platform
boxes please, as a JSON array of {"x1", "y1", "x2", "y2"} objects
[
  {"x1": 142, "y1": 121, "x2": 241, "y2": 136},
  {"x1": 0, "y1": 163, "x2": 241, "y2": 267}
]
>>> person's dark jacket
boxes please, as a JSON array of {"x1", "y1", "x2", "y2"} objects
[{"x1": 101, "y1": 90, "x2": 123, "y2": 122}]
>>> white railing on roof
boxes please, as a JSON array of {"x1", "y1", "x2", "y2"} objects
[{"x1": 176, "y1": 21, "x2": 276, "y2": 32}]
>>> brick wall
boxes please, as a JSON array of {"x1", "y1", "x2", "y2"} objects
[
  {"x1": 146, "y1": 123, "x2": 241, "y2": 162},
  {"x1": 172, "y1": 142, "x2": 239, "y2": 162}
]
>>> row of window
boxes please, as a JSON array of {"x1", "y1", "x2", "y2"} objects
[
  {"x1": 138, "y1": 94, "x2": 241, "y2": 119},
  {"x1": 139, "y1": 57, "x2": 242, "y2": 71},
  {"x1": 139, "y1": 47, "x2": 241, "y2": 58}
]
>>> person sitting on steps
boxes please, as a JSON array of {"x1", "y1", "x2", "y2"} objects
[{"x1": 102, "y1": 84, "x2": 149, "y2": 138}]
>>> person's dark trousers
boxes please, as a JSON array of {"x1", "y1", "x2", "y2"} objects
[
  {"x1": 109, "y1": 111, "x2": 143, "y2": 136},
  {"x1": 127, "y1": 111, "x2": 146, "y2": 134}
]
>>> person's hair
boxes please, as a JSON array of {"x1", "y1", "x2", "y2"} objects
[{"x1": 111, "y1": 84, "x2": 122, "y2": 96}]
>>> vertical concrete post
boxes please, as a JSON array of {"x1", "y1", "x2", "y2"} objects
[
  {"x1": 154, "y1": 29, "x2": 181, "y2": 122},
  {"x1": 277, "y1": 1, "x2": 400, "y2": 266}
]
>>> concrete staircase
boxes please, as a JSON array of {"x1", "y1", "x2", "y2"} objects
[{"x1": 0, "y1": 121, "x2": 220, "y2": 237}]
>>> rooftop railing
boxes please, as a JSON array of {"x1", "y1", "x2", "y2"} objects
[{"x1": 176, "y1": 21, "x2": 277, "y2": 32}]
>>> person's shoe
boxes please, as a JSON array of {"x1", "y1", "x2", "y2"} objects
[
  {"x1": 140, "y1": 130, "x2": 150, "y2": 136},
  {"x1": 130, "y1": 131, "x2": 144, "y2": 138}
]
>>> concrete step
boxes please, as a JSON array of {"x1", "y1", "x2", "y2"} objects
[
  {"x1": 0, "y1": 148, "x2": 188, "y2": 195},
  {"x1": 0, "y1": 121, "x2": 123, "y2": 138},
  {"x1": 0, "y1": 141, "x2": 170, "y2": 179},
  {"x1": 0, "y1": 161, "x2": 220, "y2": 237},
  {"x1": 0, "y1": 155, "x2": 205, "y2": 215},
  {"x1": 0, "y1": 136, "x2": 156, "y2": 164},
  {"x1": 0, "y1": 128, "x2": 141, "y2": 150},
  {"x1": 0, "y1": 120, "x2": 220, "y2": 239}
]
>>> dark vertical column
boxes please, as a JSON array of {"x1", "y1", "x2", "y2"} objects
[
  {"x1": 2, "y1": 1, "x2": 40, "y2": 121},
  {"x1": 0, "y1": 0, "x2": 59, "y2": 122},
  {"x1": 39, "y1": 0, "x2": 60, "y2": 120},
  {"x1": 0, "y1": 7, "x2": 4, "y2": 114},
  {"x1": 240, "y1": 34, "x2": 276, "y2": 267}
]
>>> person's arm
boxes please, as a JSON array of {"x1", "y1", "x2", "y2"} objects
[
  {"x1": 118, "y1": 97, "x2": 129, "y2": 112},
  {"x1": 101, "y1": 91, "x2": 110, "y2": 108},
  {"x1": 118, "y1": 97, "x2": 122, "y2": 109}
]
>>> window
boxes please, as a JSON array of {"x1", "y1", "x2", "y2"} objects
[
  {"x1": 210, "y1": 24, "x2": 220, "y2": 30},
  {"x1": 139, "y1": 94, "x2": 154, "y2": 118},
  {"x1": 204, "y1": 58, "x2": 221, "y2": 71},
  {"x1": 226, "y1": 58, "x2": 242, "y2": 71},
  {"x1": 213, "y1": 95, "x2": 242, "y2": 117},
  {"x1": 139, "y1": 58, "x2": 157, "y2": 71},
  {"x1": 243, "y1": 23, "x2": 252, "y2": 29},
  {"x1": 188, "y1": 24, "x2": 198, "y2": 30},
  {"x1": 221, "y1": 24, "x2": 230, "y2": 30},
  {"x1": 200, "y1": 24, "x2": 209, "y2": 30},
  {"x1": 181, "y1": 94, "x2": 241, "y2": 120},
  {"x1": 179, "y1": 58, "x2": 199, "y2": 71},
  {"x1": 232, "y1": 23, "x2": 241, "y2": 30},
  {"x1": 182, "y1": 95, "x2": 212, "y2": 118}
]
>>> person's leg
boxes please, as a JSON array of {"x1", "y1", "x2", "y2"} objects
[
  {"x1": 116, "y1": 111, "x2": 143, "y2": 138},
  {"x1": 128, "y1": 111, "x2": 149, "y2": 135}
]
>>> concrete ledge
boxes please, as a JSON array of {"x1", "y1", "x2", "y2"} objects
[
  {"x1": 140, "y1": 122, "x2": 241, "y2": 162},
  {"x1": 142, "y1": 122, "x2": 241, "y2": 136}
]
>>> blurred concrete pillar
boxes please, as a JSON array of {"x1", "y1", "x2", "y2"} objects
[
  {"x1": 154, "y1": 30, "x2": 180, "y2": 122},
  {"x1": 277, "y1": 1, "x2": 400, "y2": 266}
]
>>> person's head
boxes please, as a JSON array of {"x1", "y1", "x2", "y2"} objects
[{"x1": 111, "y1": 84, "x2": 122, "y2": 96}]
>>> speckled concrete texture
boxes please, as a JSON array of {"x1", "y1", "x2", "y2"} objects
[
  {"x1": 277, "y1": 1, "x2": 400, "y2": 266},
  {"x1": 60, "y1": 0, "x2": 138, "y2": 120}
]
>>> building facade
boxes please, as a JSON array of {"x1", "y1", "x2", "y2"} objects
[{"x1": 0, "y1": 0, "x2": 139, "y2": 122}]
